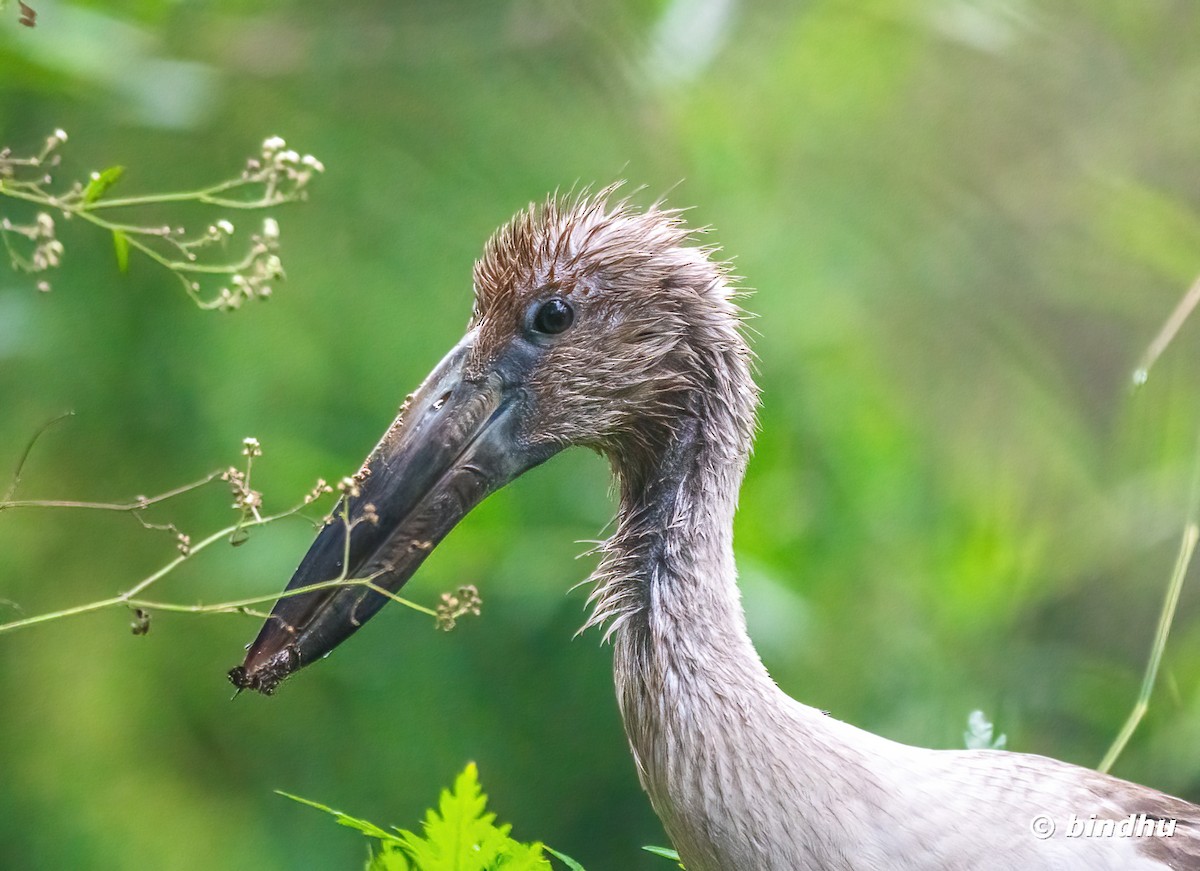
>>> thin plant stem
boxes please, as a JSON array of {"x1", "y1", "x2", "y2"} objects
[
  {"x1": 1, "y1": 410, "x2": 74, "y2": 503},
  {"x1": 0, "y1": 176, "x2": 295, "y2": 212},
  {"x1": 0, "y1": 503, "x2": 437, "y2": 636},
  {"x1": 128, "y1": 577, "x2": 436, "y2": 619},
  {"x1": 0, "y1": 470, "x2": 222, "y2": 512},
  {"x1": 0, "y1": 440, "x2": 438, "y2": 635},
  {"x1": 1100, "y1": 299, "x2": 1200, "y2": 770},
  {"x1": 1134, "y1": 272, "x2": 1200, "y2": 386},
  {"x1": 1098, "y1": 522, "x2": 1198, "y2": 773}
]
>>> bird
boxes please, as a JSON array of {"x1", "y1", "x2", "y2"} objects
[{"x1": 230, "y1": 189, "x2": 1200, "y2": 870}]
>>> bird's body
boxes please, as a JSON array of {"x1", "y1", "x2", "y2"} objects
[
  {"x1": 601, "y1": 388, "x2": 1196, "y2": 870},
  {"x1": 234, "y1": 190, "x2": 1200, "y2": 869}
]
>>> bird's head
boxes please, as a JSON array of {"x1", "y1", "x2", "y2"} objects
[{"x1": 229, "y1": 188, "x2": 752, "y2": 693}]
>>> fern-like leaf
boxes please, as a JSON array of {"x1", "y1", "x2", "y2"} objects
[{"x1": 283, "y1": 762, "x2": 564, "y2": 871}]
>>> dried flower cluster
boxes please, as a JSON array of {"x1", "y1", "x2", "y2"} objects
[
  {"x1": 133, "y1": 512, "x2": 193, "y2": 557},
  {"x1": 209, "y1": 217, "x2": 286, "y2": 311},
  {"x1": 435, "y1": 584, "x2": 483, "y2": 631},
  {"x1": 222, "y1": 466, "x2": 263, "y2": 518},
  {"x1": 130, "y1": 607, "x2": 151, "y2": 636},
  {"x1": 304, "y1": 478, "x2": 334, "y2": 505},
  {"x1": 0, "y1": 210, "x2": 61, "y2": 276},
  {"x1": 250, "y1": 136, "x2": 325, "y2": 195},
  {"x1": 0, "y1": 128, "x2": 65, "y2": 181}
]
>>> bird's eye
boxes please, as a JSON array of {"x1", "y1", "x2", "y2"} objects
[{"x1": 532, "y1": 297, "x2": 574, "y2": 335}]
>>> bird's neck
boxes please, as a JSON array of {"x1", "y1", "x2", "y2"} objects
[
  {"x1": 606, "y1": 407, "x2": 778, "y2": 708},
  {"x1": 590, "y1": 349, "x2": 818, "y2": 857},
  {"x1": 616, "y1": 419, "x2": 759, "y2": 651}
]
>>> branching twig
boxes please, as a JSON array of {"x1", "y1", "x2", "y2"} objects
[
  {"x1": 0, "y1": 132, "x2": 323, "y2": 309},
  {"x1": 0, "y1": 434, "x2": 456, "y2": 638},
  {"x1": 0, "y1": 506, "x2": 434, "y2": 636}
]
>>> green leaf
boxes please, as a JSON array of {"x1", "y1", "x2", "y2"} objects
[
  {"x1": 428, "y1": 761, "x2": 494, "y2": 862},
  {"x1": 291, "y1": 763, "x2": 560, "y2": 871},
  {"x1": 495, "y1": 840, "x2": 552, "y2": 870},
  {"x1": 111, "y1": 229, "x2": 129, "y2": 272},
  {"x1": 643, "y1": 846, "x2": 684, "y2": 867},
  {"x1": 366, "y1": 844, "x2": 411, "y2": 871},
  {"x1": 544, "y1": 846, "x2": 588, "y2": 870},
  {"x1": 963, "y1": 709, "x2": 1006, "y2": 751},
  {"x1": 82, "y1": 165, "x2": 125, "y2": 204},
  {"x1": 276, "y1": 790, "x2": 402, "y2": 844},
  {"x1": 393, "y1": 762, "x2": 553, "y2": 871}
]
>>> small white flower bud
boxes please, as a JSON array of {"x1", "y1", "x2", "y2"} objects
[{"x1": 43, "y1": 240, "x2": 64, "y2": 266}]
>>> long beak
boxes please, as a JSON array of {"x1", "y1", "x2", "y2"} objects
[{"x1": 229, "y1": 335, "x2": 553, "y2": 694}]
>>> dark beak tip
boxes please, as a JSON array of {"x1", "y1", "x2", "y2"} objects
[
  {"x1": 228, "y1": 646, "x2": 301, "y2": 696},
  {"x1": 229, "y1": 343, "x2": 533, "y2": 693}
]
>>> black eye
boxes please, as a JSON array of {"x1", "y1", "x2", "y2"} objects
[{"x1": 532, "y1": 297, "x2": 574, "y2": 335}]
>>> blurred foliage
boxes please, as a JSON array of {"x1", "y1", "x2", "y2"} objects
[{"x1": 2, "y1": 0, "x2": 1200, "y2": 868}]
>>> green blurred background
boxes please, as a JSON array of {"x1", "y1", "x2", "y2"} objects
[{"x1": 3, "y1": 0, "x2": 1200, "y2": 867}]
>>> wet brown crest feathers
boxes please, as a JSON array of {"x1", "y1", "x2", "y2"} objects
[{"x1": 470, "y1": 187, "x2": 758, "y2": 637}]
